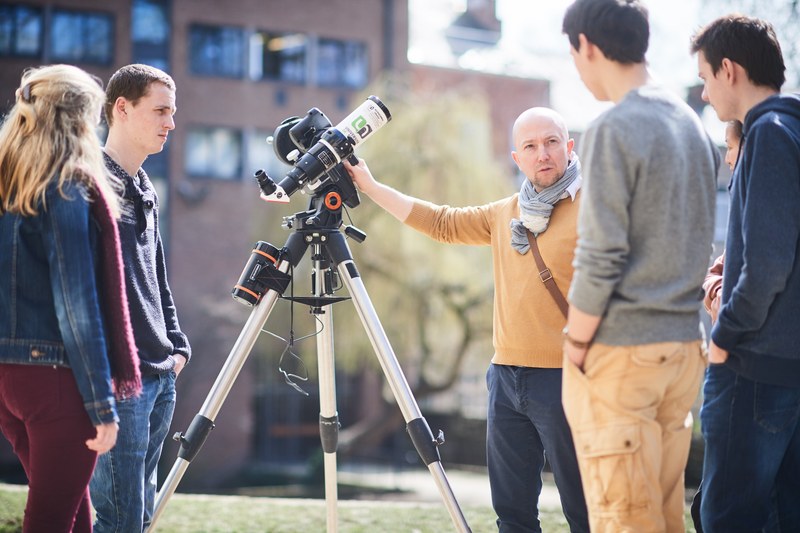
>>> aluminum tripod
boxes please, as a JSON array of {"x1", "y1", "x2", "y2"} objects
[{"x1": 148, "y1": 187, "x2": 471, "y2": 532}]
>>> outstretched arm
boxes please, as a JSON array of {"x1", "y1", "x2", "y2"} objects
[{"x1": 344, "y1": 158, "x2": 414, "y2": 222}]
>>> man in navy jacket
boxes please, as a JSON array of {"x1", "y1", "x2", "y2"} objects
[{"x1": 692, "y1": 15, "x2": 800, "y2": 532}]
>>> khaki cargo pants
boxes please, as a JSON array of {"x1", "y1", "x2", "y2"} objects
[{"x1": 562, "y1": 340, "x2": 706, "y2": 533}]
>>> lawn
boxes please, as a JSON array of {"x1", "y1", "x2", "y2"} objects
[
  {"x1": 0, "y1": 481, "x2": 560, "y2": 533},
  {"x1": 0, "y1": 482, "x2": 699, "y2": 532}
]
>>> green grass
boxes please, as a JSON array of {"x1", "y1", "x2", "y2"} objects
[
  {"x1": 0, "y1": 482, "x2": 699, "y2": 532},
  {"x1": 0, "y1": 482, "x2": 515, "y2": 533}
]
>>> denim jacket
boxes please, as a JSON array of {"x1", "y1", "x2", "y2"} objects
[{"x1": 0, "y1": 180, "x2": 118, "y2": 425}]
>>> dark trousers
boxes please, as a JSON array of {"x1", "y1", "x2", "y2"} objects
[
  {"x1": 0, "y1": 364, "x2": 98, "y2": 533},
  {"x1": 700, "y1": 363, "x2": 800, "y2": 532},
  {"x1": 486, "y1": 364, "x2": 589, "y2": 533}
]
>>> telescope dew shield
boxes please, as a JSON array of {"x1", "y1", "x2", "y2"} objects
[{"x1": 334, "y1": 95, "x2": 392, "y2": 149}]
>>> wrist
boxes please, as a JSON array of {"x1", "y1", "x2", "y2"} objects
[{"x1": 562, "y1": 326, "x2": 593, "y2": 350}]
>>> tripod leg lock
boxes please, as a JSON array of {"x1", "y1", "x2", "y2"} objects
[
  {"x1": 406, "y1": 418, "x2": 444, "y2": 466},
  {"x1": 174, "y1": 414, "x2": 215, "y2": 463},
  {"x1": 319, "y1": 414, "x2": 340, "y2": 454}
]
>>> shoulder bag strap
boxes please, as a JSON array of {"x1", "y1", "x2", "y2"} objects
[{"x1": 526, "y1": 231, "x2": 568, "y2": 319}]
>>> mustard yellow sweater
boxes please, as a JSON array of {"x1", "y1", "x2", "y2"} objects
[{"x1": 405, "y1": 192, "x2": 580, "y2": 368}]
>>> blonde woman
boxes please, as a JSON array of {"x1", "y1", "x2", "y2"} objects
[{"x1": 0, "y1": 64, "x2": 139, "y2": 532}]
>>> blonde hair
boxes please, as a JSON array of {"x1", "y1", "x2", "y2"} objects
[{"x1": 0, "y1": 64, "x2": 120, "y2": 216}]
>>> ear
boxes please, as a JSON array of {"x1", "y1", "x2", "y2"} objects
[
  {"x1": 567, "y1": 138, "x2": 575, "y2": 154},
  {"x1": 511, "y1": 150, "x2": 521, "y2": 168},
  {"x1": 113, "y1": 97, "x2": 128, "y2": 121},
  {"x1": 577, "y1": 34, "x2": 595, "y2": 59},
  {"x1": 719, "y1": 58, "x2": 737, "y2": 85}
]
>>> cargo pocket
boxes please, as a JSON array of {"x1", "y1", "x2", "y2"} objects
[
  {"x1": 562, "y1": 355, "x2": 593, "y2": 429},
  {"x1": 573, "y1": 423, "x2": 649, "y2": 515}
]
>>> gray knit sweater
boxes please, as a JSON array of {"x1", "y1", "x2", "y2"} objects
[{"x1": 568, "y1": 85, "x2": 719, "y2": 345}]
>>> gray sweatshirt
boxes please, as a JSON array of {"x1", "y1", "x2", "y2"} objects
[{"x1": 569, "y1": 85, "x2": 719, "y2": 345}]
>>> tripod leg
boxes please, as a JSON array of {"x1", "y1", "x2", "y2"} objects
[
  {"x1": 147, "y1": 260, "x2": 291, "y2": 532},
  {"x1": 327, "y1": 237, "x2": 471, "y2": 532},
  {"x1": 313, "y1": 256, "x2": 340, "y2": 532}
]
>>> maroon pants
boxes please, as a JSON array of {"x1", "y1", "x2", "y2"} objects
[{"x1": 0, "y1": 364, "x2": 99, "y2": 533}]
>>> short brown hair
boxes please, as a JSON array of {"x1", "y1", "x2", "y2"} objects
[
  {"x1": 104, "y1": 64, "x2": 175, "y2": 126},
  {"x1": 691, "y1": 15, "x2": 785, "y2": 91},
  {"x1": 562, "y1": 0, "x2": 649, "y2": 65}
]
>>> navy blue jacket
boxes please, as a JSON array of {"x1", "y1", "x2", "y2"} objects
[
  {"x1": 104, "y1": 154, "x2": 190, "y2": 375},
  {"x1": 0, "y1": 181, "x2": 118, "y2": 425},
  {"x1": 712, "y1": 93, "x2": 800, "y2": 386}
]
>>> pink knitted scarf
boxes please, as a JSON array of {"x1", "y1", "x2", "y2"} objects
[{"x1": 90, "y1": 179, "x2": 142, "y2": 399}]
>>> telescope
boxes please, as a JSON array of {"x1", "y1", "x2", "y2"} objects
[{"x1": 257, "y1": 95, "x2": 391, "y2": 204}]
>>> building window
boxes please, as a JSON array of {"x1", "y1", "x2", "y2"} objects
[
  {"x1": 132, "y1": 0, "x2": 170, "y2": 71},
  {"x1": 247, "y1": 129, "x2": 292, "y2": 180},
  {"x1": 185, "y1": 126, "x2": 243, "y2": 180},
  {"x1": 49, "y1": 9, "x2": 113, "y2": 65},
  {"x1": 189, "y1": 24, "x2": 245, "y2": 78},
  {"x1": 249, "y1": 31, "x2": 307, "y2": 83},
  {"x1": 316, "y1": 38, "x2": 368, "y2": 88},
  {"x1": 0, "y1": 4, "x2": 43, "y2": 57},
  {"x1": 186, "y1": 27, "x2": 371, "y2": 90}
]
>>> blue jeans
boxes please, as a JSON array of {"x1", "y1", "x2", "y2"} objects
[
  {"x1": 91, "y1": 372, "x2": 176, "y2": 533},
  {"x1": 486, "y1": 364, "x2": 588, "y2": 533},
  {"x1": 700, "y1": 363, "x2": 800, "y2": 532}
]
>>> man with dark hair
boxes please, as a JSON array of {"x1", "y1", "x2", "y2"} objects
[
  {"x1": 346, "y1": 107, "x2": 589, "y2": 532},
  {"x1": 561, "y1": 0, "x2": 719, "y2": 530},
  {"x1": 691, "y1": 15, "x2": 800, "y2": 532},
  {"x1": 90, "y1": 64, "x2": 191, "y2": 533}
]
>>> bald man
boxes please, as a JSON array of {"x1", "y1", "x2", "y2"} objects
[{"x1": 345, "y1": 108, "x2": 589, "y2": 533}]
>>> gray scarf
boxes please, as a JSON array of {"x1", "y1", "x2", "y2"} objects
[{"x1": 510, "y1": 153, "x2": 581, "y2": 253}]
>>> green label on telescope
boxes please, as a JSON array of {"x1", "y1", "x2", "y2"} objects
[{"x1": 352, "y1": 115, "x2": 373, "y2": 139}]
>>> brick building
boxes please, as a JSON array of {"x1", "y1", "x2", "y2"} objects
[{"x1": 0, "y1": 0, "x2": 549, "y2": 489}]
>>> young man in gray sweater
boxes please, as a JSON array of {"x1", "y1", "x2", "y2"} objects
[{"x1": 560, "y1": 0, "x2": 719, "y2": 530}]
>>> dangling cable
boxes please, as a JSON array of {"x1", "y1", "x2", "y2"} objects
[
  {"x1": 278, "y1": 333, "x2": 310, "y2": 396},
  {"x1": 261, "y1": 263, "x2": 325, "y2": 395}
]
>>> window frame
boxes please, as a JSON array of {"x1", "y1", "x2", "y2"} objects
[
  {"x1": 184, "y1": 124, "x2": 244, "y2": 181},
  {"x1": 48, "y1": 7, "x2": 115, "y2": 66},
  {"x1": 188, "y1": 23, "x2": 246, "y2": 79},
  {"x1": 315, "y1": 37, "x2": 369, "y2": 89},
  {"x1": 249, "y1": 29, "x2": 308, "y2": 85},
  {"x1": 0, "y1": 3, "x2": 43, "y2": 58}
]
